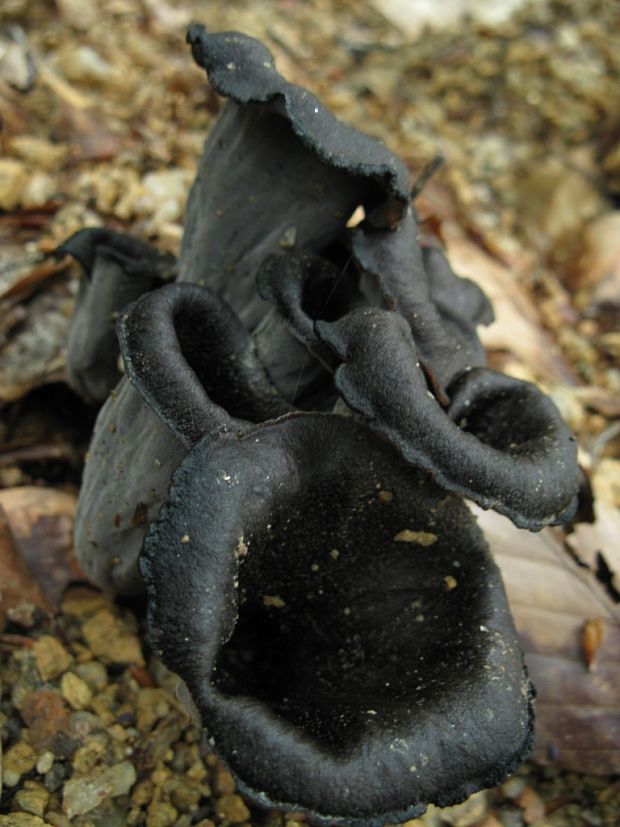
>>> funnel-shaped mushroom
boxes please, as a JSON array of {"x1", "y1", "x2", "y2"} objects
[
  {"x1": 316, "y1": 308, "x2": 579, "y2": 529},
  {"x1": 64, "y1": 24, "x2": 580, "y2": 825},
  {"x1": 254, "y1": 212, "x2": 493, "y2": 408},
  {"x1": 142, "y1": 414, "x2": 534, "y2": 826},
  {"x1": 350, "y1": 209, "x2": 493, "y2": 400},
  {"x1": 180, "y1": 26, "x2": 411, "y2": 327},
  {"x1": 254, "y1": 250, "x2": 365, "y2": 407},
  {"x1": 57, "y1": 228, "x2": 176, "y2": 403},
  {"x1": 74, "y1": 282, "x2": 290, "y2": 594}
]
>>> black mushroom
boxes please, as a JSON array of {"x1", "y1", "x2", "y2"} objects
[
  {"x1": 316, "y1": 308, "x2": 579, "y2": 529},
  {"x1": 142, "y1": 414, "x2": 534, "y2": 826},
  {"x1": 57, "y1": 228, "x2": 176, "y2": 403},
  {"x1": 180, "y1": 25, "x2": 411, "y2": 328},
  {"x1": 65, "y1": 23, "x2": 582, "y2": 827},
  {"x1": 74, "y1": 283, "x2": 290, "y2": 594}
]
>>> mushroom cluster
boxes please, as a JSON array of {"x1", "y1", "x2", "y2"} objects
[{"x1": 63, "y1": 26, "x2": 580, "y2": 827}]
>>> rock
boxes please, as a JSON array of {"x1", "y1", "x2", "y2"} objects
[
  {"x1": 215, "y1": 794, "x2": 251, "y2": 823},
  {"x1": 71, "y1": 732, "x2": 109, "y2": 774},
  {"x1": 439, "y1": 791, "x2": 489, "y2": 826},
  {"x1": 0, "y1": 159, "x2": 27, "y2": 211},
  {"x1": 145, "y1": 802, "x2": 178, "y2": 827},
  {"x1": 501, "y1": 775, "x2": 527, "y2": 800},
  {"x1": 168, "y1": 776, "x2": 206, "y2": 811},
  {"x1": 212, "y1": 766, "x2": 236, "y2": 796},
  {"x1": 32, "y1": 636, "x2": 72, "y2": 681},
  {"x1": 2, "y1": 742, "x2": 37, "y2": 781},
  {"x1": 60, "y1": 588, "x2": 107, "y2": 620},
  {"x1": 72, "y1": 661, "x2": 108, "y2": 693},
  {"x1": 22, "y1": 173, "x2": 56, "y2": 210},
  {"x1": 35, "y1": 752, "x2": 55, "y2": 775},
  {"x1": 55, "y1": 0, "x2": 98, "y2": 29},
  {"x1": 44, "y1": 814, "x2": 71, "y2": 827},
  {"x1": 20, "y1": 689, "x2": 72, "y2": 755},
  {"x1": 0, "y1": 816, "x2": 49, "y2": 826},
  {"x1": 62, "y1": 760, "x2": 136, "y2": 818},
  {"x1": 43, "y1": 762, "x2": 67, "y2": 794},
  {"x1": 9, "y1": 137, "x2": 68, "y2": 172},
  {"x1": 60, "y1": 672, "x2": 92, "y2": 710},
  {"x1": 12, "y1": 780, "x2": 50, "y2": 817},
  {"x1": 81, "y1": 609, "x2": 144, "y2": 666},
  {"x1": 56, "y1": 45, "x2": 113, "y2": 84},
  {"x1": 135, "y1": 688, "x2": 171, "y2": 732},
  {"x1": 130, "y1": 779, "x2": 154, "y2": 808}
]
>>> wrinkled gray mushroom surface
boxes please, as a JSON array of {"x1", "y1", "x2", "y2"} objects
[
  {"x1": 58, "y1": 228, "x2": 176, "y2": 403},
  {"x1": 64, "y1": 24, "x2": 579, "y2": 827}
]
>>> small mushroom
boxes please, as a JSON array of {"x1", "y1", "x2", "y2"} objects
[
  {"x1": 74, "y1": 282, "x2": 291, "y2": 594},
  {"x1": 57, "y1": 228, "x2": 176, "y2": 403},
  {"x1": 180, "y1": 26, "x2": 411, "y2": 327},
  {"x1": 316, "y1": 307, "x2": 579, "y2": 529},
  {"x1": 350, "y1": 208, "x2": 493, "y2": 400},
  {"x1": 142, "y1": 413, "x2": 534, "y2": 825},
  {"x1": 255, "y1": 250, "x2": 362, "y2": 407}
]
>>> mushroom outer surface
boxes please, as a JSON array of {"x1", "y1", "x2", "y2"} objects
[
  {"x1": 316, "y1": 308, "x2": 579, "y2": 530},
  {"x1": 59, "y1": 228, "x2": 176, "y2": 403},
  {"x1": 74, "y1": 376, "x2": 187, "y2": 595},
  {"x1": 141, "y1": 414, "x2": 534, "y2": 826}
]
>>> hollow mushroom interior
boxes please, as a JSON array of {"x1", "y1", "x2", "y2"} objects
[{"x1": 213, "y1": 470, "x2": 496, "y2": 755}]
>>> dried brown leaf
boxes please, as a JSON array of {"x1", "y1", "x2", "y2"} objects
[
  {"x1": 0, "y1": 487, "x2": 81, "y2": 610},
  {"x1": 0, "y1": 283, "x2": 73, "y2": 403},
  {"x1": 0, "y1": 252, "x2": 68, "y2": 303},
  {"x1": 568, "y1": 459, "x2": 620, "y2": 595},
  {"x1": 442, "y1": 223, "x2": 579, "y2": 386},
  {"x1": 0, "y1": 503, "x2": 51, "y2": 630},
  {"x1": 475, "y1": 506, "x2": 620, "y2": 774},
  {"x1": 570, "y1": 212, "x2": 620, "y2": 293}
]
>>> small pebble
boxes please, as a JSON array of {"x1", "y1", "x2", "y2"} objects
[
  {"x1": 32, "y1": 636, "x2": 72, "y2": 681},
  {"x1": 131, "y1": 779, "x2": 155, "y2": 807},
  {"x1": 43, "y1": 762, "x2": 67, "y2": 793},
  {"x1": 44, "y1": 814, "x2": 71, "y2": 827},
  {"x1": 3, "y1": 742, "x2": 37, "y2": 779},
  {"x1": 36, "y1": 751, "x2": 55, "y2": 774},
  {"x1": 72, "y1": 661, "x2": 108, "y2": 692},
  {"x1": 135, "y1": 687, "x2": 171, "y2": 731},
  {"x1": 60, "y1": 672, "x2": 92, "y2": 710},
  {"x1": 82, "y1": 609, "x2": 144, "y2": 666},
  {"x1": 498, "y1": 805, "x2": 526, "y2": 827},
  {"x1": 146, "y1": 802, "x2": 178, "y2": 827},
  {"x1": 62, "y1": 760, "x2": 136, "y2": 817},
  {"x1": 501, "y1": 776, "x2": 527, "y2": 800},
  {"x1": 213, "y1": 766, "x2": 236, "y2": 795},
  {"x1": 0, "y1": 158, "x2": 28, "y2": 211},
  {"x1": 2, "y1": 770, "x2": 21, "y2": 788},
  {"x1": 216, "y1": 794, "x2": 251, "y2": 823},
  {"x1": 440, "y1": 790, "x2": 489, "y2": 826},
  {"x1": 12, "y1": 780, "x2": 49, "y2": 817}
]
